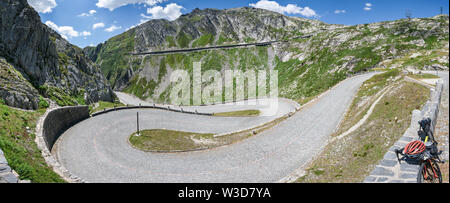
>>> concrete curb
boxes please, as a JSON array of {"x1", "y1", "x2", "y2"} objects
[{"x1": 364, "y1": 79, "x2": 444, "y2": 183}]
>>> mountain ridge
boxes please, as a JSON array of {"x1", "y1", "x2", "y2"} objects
[{"x1": 83, "y1": 6, "x2": 448, "y2": 105}]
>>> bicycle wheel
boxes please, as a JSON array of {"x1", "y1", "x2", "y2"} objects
[{"x1": 418, "y1": 159, "x2": 442, "y2": 183}]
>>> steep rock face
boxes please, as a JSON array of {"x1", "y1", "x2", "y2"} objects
[
  {"x1": 131, "y1": 7, "x2": 329, "y2": 53},
  {"x1": 0, "y1": 58, "x2": 39, "y2": 110},
  {"x1": 0, "y1": 0, "x2": 114, "y2": 109}
]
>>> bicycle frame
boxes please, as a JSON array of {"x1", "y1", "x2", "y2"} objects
[
  {"x1": 395, "y1": 118, "x2": 444, "y2": 163},
  {"x1": 394, "y1": 118, "x2": 445, "y2": 183},
  {"x1": 423, "y1": 160, "x2": 437, "y2": 179}
]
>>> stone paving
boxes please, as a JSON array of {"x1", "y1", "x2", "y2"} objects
[
  {"x1": 0, "y1": 148, "x2": 19, "y2": 183},
  {"x1": 364, "y1": 75, "x2": 446, "y2": 183}
]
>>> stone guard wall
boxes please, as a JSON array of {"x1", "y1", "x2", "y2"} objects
[{"x1": 42, "y1": 106, "x2": 90, "y2": 150}]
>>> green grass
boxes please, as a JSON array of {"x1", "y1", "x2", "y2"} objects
[
  {"x1": 398, "y1": 50, "x2": 449, "y2": 70},
  {"x1": 89, "y1": 101, "x2": 126, "y2": 114},
  {"x1": 129, "y1": 129, "x2": 214, "y2": 151},
  {"x1": 38, "y1": 96, "x2": 49, "y2": 109},
  {"x1": 356, "y1": 69, "x2": 400, "y2": 99},
  {"x1": 166, "y1": 36, "x2": 176, "y2": 48},
  {"x1": 96, "y1": 30, "x2": 135, "y2": 86},
  {"x1": 213, "y1": 110, "x2": 260, "y2": 117},
  {"x1": 38, "y1": 85, "x2": 85, "y2": 107},
  {"x1": 177, "y1": 31, "x2": 193, "y2": 48},
  {"x1": 408, "y1": 73, "x2": 440, "y2": 80},
  {"x1": 333, "y1": 69, "x2": 401, "y2": 136},
  {"x1": 57, "y1": 52, "x2": 69, "y2": 75},
  {"x1": 123, "y1": 76, "x2": 158, "y2": 100},
  {"x1": 192, "y1": 34, "x2": 214, "y2": 47},
  {"x1": 0, "y1": 103, "x2": 65, "y2": 183},
  {"x1": 216, "y1": 34, "x2": 234, "y2": 45}
]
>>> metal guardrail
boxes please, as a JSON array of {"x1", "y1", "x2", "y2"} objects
[{"x1": 90, "y1": 104, "x2": 213, "y2": 117}]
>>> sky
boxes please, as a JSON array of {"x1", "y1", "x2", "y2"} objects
[{"x1": 28, "y1": 0, "x2": 449, "y2": 48}]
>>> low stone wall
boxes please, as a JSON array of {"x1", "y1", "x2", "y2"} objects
[
  {"x1": 0, "y1": 105, "x2": 85, "y2": 183},
  {"x1": 364, "y1": 79, "x2": 444, "y2": 183},
  {"x1": 35, "y1": 105, "x2": 90, "y2": 183},
  {"x1": 42, "y1": 106, "x2": 90, "y2": 150}
]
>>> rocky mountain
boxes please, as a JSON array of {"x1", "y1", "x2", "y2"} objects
[
  {"x1": 0, "y1": 0, "x2": 114, "y2": 110},
  {"x1": 85, "y1": 7, "x2": 449, "y2": 104}
]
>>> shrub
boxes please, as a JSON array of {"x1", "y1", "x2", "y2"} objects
[{"x1": 38, "y1": 96, "x2": 49, "y2": 109}]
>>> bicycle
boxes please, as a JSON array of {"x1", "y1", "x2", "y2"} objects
[{"x1": 395, "y1": 118, "x2": 445, "y2": 183}]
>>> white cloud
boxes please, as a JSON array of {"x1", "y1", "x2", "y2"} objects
[
  {"x1": 45, "y1": 21, "x2": 90, "y2": 39},
  {"x1": 105, "y1": 25, "x2": 122, "y2": 32},
  {"x1": 364, "y1": 3, "x2": 373, "y2": 11},
  {"x1": 249, "y1": 0, "x2": 318, "y2": 17},
  {"x1": 96, "y1": 0, "x2": 166, "y2": 11},
  {"x1": 79, "y1": 10, "x2": 97, "y2": 17},
  {"x1": 93, "y1": 23, "x2": 106, "y2": 30},
  {"x1": 298, "y1": 7, "x2": 318, "y2": 17},
  {"x1": 334, "y1": 10, "x2": 346, "y2": 14},
  {"x1": 146, "y1": 3, "x2": 183, "y2": 21},
  {"x1": 27, "y1": 0, "x2": 57, "y2": 13},
  {"x1": 81, "y1": 31, "x2": 92, "y2": 36}
]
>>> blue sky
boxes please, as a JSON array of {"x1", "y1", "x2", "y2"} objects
[{"x1": 28, "y1": 0, "x2": 449, "y2": 48}]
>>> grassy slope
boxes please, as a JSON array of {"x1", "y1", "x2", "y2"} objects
[
  {"x1": 95, "y1": 30, "x2": 136, "y2": 87},
  {"x1": 278, "y1": 16, "x2": 448, "y2": 104},
  {"x1": 38, "y1": 84, "x2": 86, "y2": 107},
  {"x1": 125, "y1": 46, "x2": 270, "y2": 103},
  {"x1": 0, "y1": 101, "x2": 65, "y2": 183},
  {"x1": 89, "y1": 101, "x2": 126, "y2": 114},
  {"x1": 408, "y1": 73, "x2": 441, "y2": 80},
  {"x1": 333, "y1": 69, "x2": 401, "y2": 136}
]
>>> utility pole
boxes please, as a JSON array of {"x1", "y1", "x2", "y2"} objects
[
  {"x1": 441, "y1": 6, "x2": 443, "y2": 15},
  {"x1": 136, "y1": 112, "x2": 140, "y2": 136},
  {"x1": 406, "y1": 9, "x2": 412, "y2": 19}
]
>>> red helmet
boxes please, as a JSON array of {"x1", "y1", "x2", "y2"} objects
[{"x1": 403, "y1": 140, "x2": 426, "y2": 156}]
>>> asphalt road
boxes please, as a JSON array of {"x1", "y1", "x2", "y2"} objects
[{"x1": 54, "y1": 73, "x2": 377, "y2": 182}]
